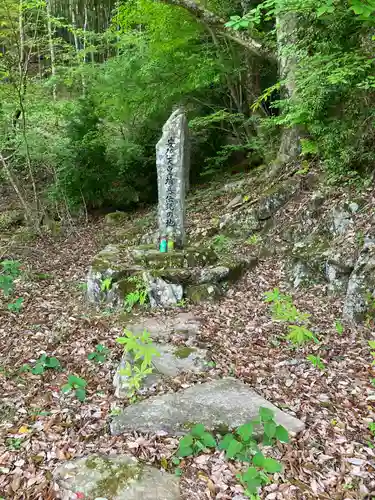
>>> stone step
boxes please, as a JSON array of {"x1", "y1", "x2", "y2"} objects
[
  {"x1": 113, "y1": 343, "x2": 210, "y2": 398},
  {"x1": 110, "y1": 378, "x2": 304, "y2": 437},
  {"x1": 54, "y1": 454, "x2": 179, "y2": 500}
]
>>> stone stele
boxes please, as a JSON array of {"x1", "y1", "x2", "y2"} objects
[{"x1": 156, "y1": 108, "x2": 190, "y2": 248}]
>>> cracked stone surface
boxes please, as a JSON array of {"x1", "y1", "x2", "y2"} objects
[{"x1": 110, "y1": 378, "x2": 305, "y2": 436}]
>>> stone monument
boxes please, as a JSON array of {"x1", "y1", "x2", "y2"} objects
[{"x1": 156, "y1": 108, "x2": 190, "y2": 248}]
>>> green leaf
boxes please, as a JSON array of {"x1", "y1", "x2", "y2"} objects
[
  {"x1": 45, "y1": 357, "x2": 60, "y2": 369},
  {"x1": 177, "y1": 445, "x2": 193, "y2": 457},
  {"x1": 32, "y1": 364, "x2": 45, "y2": 375},
  {"x1": 68, "y1": 375, "x2": 87, "y2": 387},
  {"x1": 61, "y1": 384, "x2": 71, "y2": 393},
  {"x1": 252, "y1": 452, "x2": 265, "y2": 467},
  {"x1": 191, "y1": 424, "x2": 205, "y2": 438},
  {"x1": 219, "y1": 433, "x2": 235, "y2": 450},
  {"x1": 275, "y1": 425, "x2": 289, "y2": 443},
  {"x1": 237, "y1": 422, "x2": 254, "y2": 442},
  {"x1": 88, "y1": 352, "x2": 96, "y2": 360},
  {"x1": 175, "y1": 467, "x2": 183, "y2": 477},
  {"x1": 179, "y1": 435, "x2": 194, "y2": 448},
  {"x1": 171, "y1": 457, "x2": 180, "y2": 465},
  {"x1": 201, "y1": 432, "x2": 216, "y2": 448},
  {"x1": 259, "y1": 407, "x2": 274, "y2": 422},
  {"x1": 263, "y1": 458, "x2": 282, "y2": 473},
  {"x1": 242, "y1": 466, "x2": 258, "y2": 481},
  {"x1": 264, "y1": 421, "x2": 276, "y2": 438},
  {"x1": 75, "y1": 388, "x2": 86, "y2": 402},
  {"x1": 226, "y1": 438, "x2": 243, "y2": 459},
  {"x1": 335, "y1": 320, "x2": 344, "y2": 335}
]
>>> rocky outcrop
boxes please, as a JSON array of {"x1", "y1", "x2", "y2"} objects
[{"x1": 343, "y1": 238, "x2": 375, "y2": 322}]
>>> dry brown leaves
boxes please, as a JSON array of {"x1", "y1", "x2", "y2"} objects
[{"x1": 0, "y1": 179, "x2": 374, "y2": 499}]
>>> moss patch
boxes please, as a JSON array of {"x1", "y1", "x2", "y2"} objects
[
  {"x1": 174, "y1": 346, "x2": 196, "y2": 359},
  {"x1": 85, "y1": 455, "x2": 142, "y2": 499}
]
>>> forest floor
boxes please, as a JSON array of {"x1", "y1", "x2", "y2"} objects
[{"x1": 0, "y1": 177, "x2": 374, "y2": 500}]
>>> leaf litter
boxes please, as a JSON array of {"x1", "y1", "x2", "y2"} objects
[{"x1": 0, "y1": 184, "x2": 374, "y2": 499}]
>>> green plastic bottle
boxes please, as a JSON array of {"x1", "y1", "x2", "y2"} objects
[{"x1": 159, "y1": 237, "x2": 167, "y2": 253}]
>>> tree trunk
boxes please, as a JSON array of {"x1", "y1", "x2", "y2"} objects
[
  {"x1": 46, "y1": 0, "x2": 57, "y2": 100},
  {"x1": 276, "y1": 13, "x2": 300, "y2": 164}
]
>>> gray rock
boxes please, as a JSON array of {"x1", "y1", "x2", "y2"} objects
[
  {"x1": 110, "y1": 378, "x2": 305, "y2": 436},
  {"x1": 143, "y1": 272, "x2": 183, "y2": 307},
  {"x1": 156, "y1": 108, "x2": 189, "y2": 247},
  {"x1": 330, "y1": 207, "x2": 353, "y2": 236},
  {"x1": 113, "y1": 344, "x2": 209, "y2": 398},
  {"x1": 54, "y1": 454, "x2": 180, "y2": 500},
  {"x1": 152, "y1": 344, "x2": 208, "y2": 377},
  {"x1": 113, "y1": 357, "x2": 162, "y2": 399},
  {"x1": 125, "y1": 312, "x2": 201, "y2": 343},
  {"x1": 226, "y1": 194, "x2": 243, "y2": 209},
  {"x1": 343, "y1": 238, "x2": 375, "y2": 322}
]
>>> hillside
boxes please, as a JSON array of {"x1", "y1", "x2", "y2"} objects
[{"x1": 0, "y1": 165, "x2": 374, "y2": 499}]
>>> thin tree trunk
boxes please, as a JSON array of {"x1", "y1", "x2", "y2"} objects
[
  {"x1": 46, "y1": 0, "x2": 57, "y2": 100},
  {"x1": 0, "y1": 153, "x2": 33, "y2": 226}
]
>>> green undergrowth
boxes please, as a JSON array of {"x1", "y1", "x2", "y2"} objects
[{"x1": 172, "y1": 407, "x2": 289, "y2": 498}]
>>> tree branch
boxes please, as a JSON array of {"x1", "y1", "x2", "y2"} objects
[{"x1": 156, "y1": 0, "x2": 272, "y2": 58}]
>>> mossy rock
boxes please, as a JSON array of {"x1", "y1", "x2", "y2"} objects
[
  {"x1": 256, "y1": 178, "x2": 299, "y2": 221},
  {"x1": 152, "y1": 268, "x2": 192, "y2": 285},
  {"x1": 218, "y1": 255, "x2": 258, "y2": 282},
  {"x1": 131, "y1": 247, "x2": 218, "y2": 270},
  {"x1": 104, "y1": 211, "x2": 128, "y2": 226},
  {"x1": 55, "y1": 454, "x2": 180, "y2": 500},
  {"x1": 185, "y1": 283, "x2": 222, "y2": 303},
  {"x1": 91, "y1": 244, "x2": 130, "y2": 274}
]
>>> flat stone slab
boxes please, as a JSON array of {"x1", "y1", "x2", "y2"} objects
[
  {"x1": 54, "y1": 454, "x2": 180, "y2": 500},
  {"x1": 111, "y1": 378, "x2": 305, "y2": 436},
  {"x1": 113, "y1": 343, "x2": 209, "y2": 398},
  {"x1": 125, "y1": 312, "x2": 201, "y2": 342}
]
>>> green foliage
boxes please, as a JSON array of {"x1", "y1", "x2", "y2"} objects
[
  {"x1": 246, "y1": 234, "x2": 261, "y2": 245},
  {"x1": 0, "y1": 259, "x2": 24, "y2": 313},
  {"x1": 100, "y1": 278, "x2": 112, "y2": 293},
  {"x1": 174, "y1": 407, "x2": 288, "y2": 498},
  {"x1": 124, "y1": 276, "x2": 148, "y2": 312},
  {"x1": 211, "y1": 234, "x2": 233, "y2": 252},
  {"x1": 6, "y1": 437, "x2": 23, "y2": 451},
  {"x1": 88, "y1": 344, "x2": 109, "y2": 363},
  {"x1": 176, "y1": 424, "x2": 217, "y2": 458},
  {"x1": 264, "y1": 288, "x2": 318, "y2": 345},
  {"x1": 7, "y1": 297, "x2": 24, "y2": 313},
  {"x1": 26, "y1": 354, "x2": 61, "y2": 375},
  {"x1": 116, "y1": 329, "x2": 160, "y2": 401},
  {"x1": 306, "y1": 354, "x2": 326, "y2": 370},
  {"x1": 61, "y1": 375, "x2": 87, "y2": 402},
  {"x1": 335, "y1": 320, "x2": 344, "y2": 335}
]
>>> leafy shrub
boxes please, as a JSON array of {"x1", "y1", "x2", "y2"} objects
[
  {"x1": 264, "y1": 288, "x2": 318, "y2": 345},
  {"x1": 116, "y1": 329, "x2": 160, "y2": 401},
  {"x1": 174, "y1": 407, "x2": 288, "y2": 498}
]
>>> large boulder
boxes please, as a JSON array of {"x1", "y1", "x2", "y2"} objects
[
  {"x1": 110, "y1": 378, "x2": 305, "y2": 437},
  {"x1": 54, "y1": 454, "x2": 180, "y2": 500}
]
